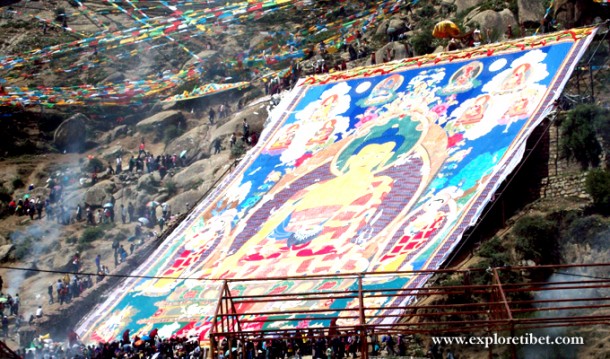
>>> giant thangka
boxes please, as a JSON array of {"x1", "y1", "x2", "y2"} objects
[{"x1": 78, "y1": 28, "x2": 597, "y2": 342}]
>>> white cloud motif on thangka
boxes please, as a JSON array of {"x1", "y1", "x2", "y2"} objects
[
  {"x1": 482, "y1": 49, "x2": 549, "y2": 94},
  {"x1": 225, "y1": 179, "x2": 252, "y2": 204},
  {"x1": 158, "y1": 322, "x2": 181, "y2": 339},
  {"x1": 356, "y1": 81, "x2": 372, "y2": 94},
  {"x1": 489, "y1": 58, "x2": 508, "y2": 72},
  {"x1": 279, "y1": 82, "x2": 352, "y2": 165}
]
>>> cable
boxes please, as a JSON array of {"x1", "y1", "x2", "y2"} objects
[{"x1": 586, "y1": 26, "x2": 609, "y2": 65}]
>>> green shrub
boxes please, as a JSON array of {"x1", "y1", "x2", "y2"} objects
[
  {"x1": 231, "y1": 141, "x2": 247, "y2": 159},
  {"x1": 560, "y1": 104, "x2": 604, "y2": 169},
  {"x1": 478, "y1": 236, "x2": 511, "y2": 267},
  {"x1": 567, "y1": 214, "x2": 606, "y2": 240},
  {"x1": 115, "y1": 232, "x2": 127, "y2": 242},
  {"x1": 165, "y1": 179, "x2": 178, "y2": 197},
  {"x1": 80, "y1": 226, "x2": 104, "y2": 244},
  {"x1": 0, "y1": 185, "x2": 12, "y2": 202},
  {"x1": 513, "y1": 215, "x2": 559, "y2": 264},
  {"x1": 66, "y1": 236, "x2": 78, "y2": 244},
  {"x1": 585, "y1": 169, "x2": 610, "y2": 212},
  {"x1": 13, "y1": 237, "x2": 33, "y2": 260},
  {"x1": 417, "y1": 4, "x2": 436, "y2": 18},
  {"x1": 76, "y1": 242, "x2": 92, "y2": 252},
  {"x1": 12, "y1": 177, "x2": 25, "y2": 189}
]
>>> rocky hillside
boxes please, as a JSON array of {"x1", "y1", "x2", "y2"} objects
[{"x1": 0, "y1": 0, "x2": 609, "y2": 354}]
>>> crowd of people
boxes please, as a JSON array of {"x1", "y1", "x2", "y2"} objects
[
  {"x1": 17, "y1": 331, "x2": 204, "y2": 359},
  {"x1": 12, "y1": 325, "x2": 458, "y2": 359}
]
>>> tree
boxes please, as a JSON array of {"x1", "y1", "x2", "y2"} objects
[
  {"x1": 559, "y1": 104, "x2": 604, "y2": 169},
  {"x1": 585, "y1": 168, "x2": 610, "y2": 212},
  {"x1": 513, "y1": 215, "x2": 559, "y2": 264}
]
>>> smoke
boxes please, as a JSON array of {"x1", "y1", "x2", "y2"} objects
[
  {"x1": 6, "y1": 220, "x2": 65, "y2": 294},
  {"x1": 517, "y1": 269, "x2": 607, "y2": 359}
]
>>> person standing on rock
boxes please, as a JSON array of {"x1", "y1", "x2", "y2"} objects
[
  {"x1": 2, "y1": 316, "x2": 7, "y2": 338},
  {"x1": 213, "y1": 137, "x2": 222, "y2": 154},
  {"x1": 161, "y1": 202, "x2": 170, "y2": 219},
  {"x1": 158, "y1": 217, "x2": 165, "y2": 232},
  {"x1": 12, "y1": 294, "x2": 19, "y2": 316},
  {"x1": 95, "y1": 254, "x2": 101, "y2": 272},
  {"x1": 76, "y1": 204, "x2": 82, "y2": 222},
  {"x1": 116, "y1": 156, "x2": 122, "y2": 175},
  {"x1": 35, "y1": 196, "x2": 43, "y2": 220},
  {"x1": 128, "y1": 156, "x2": 136, "y2": 172},
  {"x1": 57, "y1": 279, "x2": 64, "y2": 305},
  {"x1": 47, "y1": 283, "x2": 54, "y2": 304},
  {"x1": 121, "y1": 204, "x2": 127, "y2": 224},
  {"x1": 209, "y1": 107, "x2": 216, "y2": 125},
  {"x1": 242, "y1": 119, "x2": 249, "y2": 142},
  {"x1": 128, "y1": 202, "x2": 135, "y2": 223},
  {"x1": 88, "y1": 207, "x2": 96, "y2": 226},
  {"x1": 139, "y1": 140, "x2": 146, "y2": 157}
]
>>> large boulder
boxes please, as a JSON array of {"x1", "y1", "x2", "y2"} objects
[
  {"x1": 109, "y1": 125, "x2": 128, "y2": 140},
  {"x1": 466, "y1": 9, "x2": 518, "y2": 41},
  {"x1": 53, "y1": 113, "x2": 88, "y2": 153},
  {"x1": 455, "y1": 0, "x2": 485, "y2": 14},
  {"x1": 136, "y1": 110, "x2": 185, "y2": 132},
  {"x1": 387, "y1": 19, "x2": 407, "y2": 35},
  {"x1": 99, "y1": 145, "x2": 126, "y2": 161},
  {"x1": 553, "y1": 0, "x2": 596, "y2": 28},
  {"x1": 518, "y1": 0, "x2": 546, "y2": 25},
  {"x1": 137, "y1": 172, "x2": 162, "y2": 194},
  {"x1": 171, "y1": 159, "x2": 207, "y2": 189},
  {"x1": 375, "y1": 42, "x2": 409, "y2": 64},
  {"x1": 167, "y1": 189, "x2": 204, "y2": 216},
  {"x1": 183, "y1": 49, "x2": 217, "y2": 68},
  {"x1": 375, "y1": 19, "x2": 390, "y2": 37},
  {"x1": 0, "y1": 244, "x2": 13, "y2": 262},
  {"x1": 101, "y1": 72, "x2": 125, "y2": 84},
  {"x1": 165, "y1": 126, "x2": 207, "y2": 164},
  {"x1": 84, "y1": 180, "x2": 116, "y2": 207}
]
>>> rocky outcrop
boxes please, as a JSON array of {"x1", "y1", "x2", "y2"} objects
[
  {"x1": 376, "y1": 19, "x2": 390, "y2": 37},
  {"x1": 466, "y1": 9, "x2": 518, "y2": 40},
  {"x1": 84, "y1": 180, "x2": 116, "y2": 207},
  {"x1": 518, "y1": 0, "x2": 546, "y2": 25},
  {"x1": 375, "y1": 42, "x2": 409, "y2": 64},
  {"x1": 553, "y1": 0, "x2": 597, "y2": 28},
  {"x1": 165, "y1": 126, "x2": 206, "y2": 163},
  {"x1": 167, "y1": 189, "x2": 204, "y2": 216},
  {"x1": 454, "y1": 0, "x2": 486, "y2": 14},
  {"x1": 0, "y1": 244, "x2": 13, "y2": 262},
  {"x1": 100, "y1": 145, "x2": 126, "y2": 161},
  {"x1": 53, "y1": 113, "x2": 88, "y2": 153},
  {"x1": 135, "y1": 110, "x2": 185, "y2": 132},
  {"x1": 171, "y1": 159, "x2": 207, "y2": 189},
  {"x1": 101, "y1": 72, "x2": 125, "y2": 84}
]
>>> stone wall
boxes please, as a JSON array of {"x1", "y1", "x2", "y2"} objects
[{"x1": 539, "y1": 121, "x2": 590, "y2": 199}]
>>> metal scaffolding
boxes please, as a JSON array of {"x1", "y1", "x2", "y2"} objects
[{"x1": 209, "y1": 263, "x2": 610, "y2": 359}]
